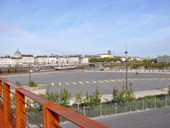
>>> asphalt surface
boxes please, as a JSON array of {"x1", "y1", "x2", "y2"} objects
[
  {"x1": 60, "y1": 107, "x2": 170, "y2": 128},
  {"x1": 1, "y1": 71, "x2": 170, "y2": 97}
]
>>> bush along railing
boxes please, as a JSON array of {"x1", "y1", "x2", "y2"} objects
[
  {"x1": 70, "y1": 95, "x2": 170, "y2": 119},
  {"x1": 0, "y1": 77, "x2": 109, "y2": 128}
]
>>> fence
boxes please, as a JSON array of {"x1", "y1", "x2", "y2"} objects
[{"x1": 69, "y1": 95, "x2": 170, "y2": 119}]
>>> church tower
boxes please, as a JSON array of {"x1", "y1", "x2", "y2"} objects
[{"x1": 108, "y1": 48, "x2": 111, "y2": 55}]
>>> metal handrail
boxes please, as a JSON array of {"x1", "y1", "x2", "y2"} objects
[{"x1": 0, "y1": 77, "x2": 109, "y2": 128}]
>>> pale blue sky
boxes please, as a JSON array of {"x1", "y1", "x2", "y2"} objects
[{"x1": 0, "y1": 0, "x2": 170, "y2": 57}]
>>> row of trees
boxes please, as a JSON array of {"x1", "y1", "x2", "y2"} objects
[
  {"x1": 89, "y1": 57, "x2": 170, "y2": 70},
  {"x1": 89, "y1": 57, "x2": 122, "y2": 63},
  {"x1": 41, "y1": 85, "x2": 136, "y2": 109}
]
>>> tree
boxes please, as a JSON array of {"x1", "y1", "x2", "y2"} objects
[
  {"x1": 112, "y1": 87, "x2": 119, "y2": 103},
  {"x1": 46, "y1": 91, "x2": 60, "y2": 105},
  {"x1": 59, "y1": 88, "x2": 71, "y2": 108},
  {"x1": 109, "y1": 63, "x2": 115, "y2": 69},
  {"x1": 112, "y1": 85, "x2": 135, "y2": 103},
  {"x1": 75, "y1": 91, "x2": 82, "y2": 109},
  {"x1": 46, "y1": 88, "x2": 71, "y2": 108},
  {"x1": 15, "y1": 81, "x2": 21, "y2": 86},
  {"x1": 126, "y1": 83, "x2": 135, "y2": 101},
  {"x1": 92, "y1": 87, "x2": 101, "y2": 106},
  {"x1": 84, "y1": 92, "x2": 90, "y2": 106},
  {"x1": 83, "y1": 87, "x2": 101, "y2": 107},
  {"x1": 28, "y1": 81, "x2": 37, "y2": 87}
]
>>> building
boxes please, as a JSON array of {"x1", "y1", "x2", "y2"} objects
[
  {"x1": 98, "y1": 49, "x2": 113, "y2": 58},
  {"x1": 157, "y1": 55, "x2": 170, "y2": 63},
  {"x1": 49, "y1": 55, "x2": 58, "y2": 65},
  {"x1": 22, "y1": 55, "x2": 34, "y2": 66},
  {"x1": 0, "y1": 56, "x2": 12, "y2": 67},
  {"x1": 34, "y1": 55, "x2": 48, "y2": 65},
  {"x1": 14, "y1": 48, "x2": 22, "y2": 58},
  {"x1": 11, "y1": 57, "x2": 23, "y2": 67}
]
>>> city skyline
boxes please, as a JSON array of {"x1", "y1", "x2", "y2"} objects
[{"x1": 0, "y1": 0, "x2": 170, "y2": 57}]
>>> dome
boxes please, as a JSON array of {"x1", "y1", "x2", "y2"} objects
[{"x1": 14, "y1": 48, "x2": 22, "y2": 57}]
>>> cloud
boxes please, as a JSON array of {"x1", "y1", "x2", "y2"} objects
[{"x1": 0, "y1": 20, "x2": 35, "y2": 37}]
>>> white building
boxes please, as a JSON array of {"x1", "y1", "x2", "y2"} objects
[
  {"x1": 22, "y1": 55, "x2": 34, "y2": 66},
  {"x1": 49, "y1": 55, "x2": 57, "y2": 65},
  {"x1": 35, "y1": 55, "x2": 48, "y2": 65},
  {"x1": 98, "y1": 54, "x2": 112, "y2": 58},
  {"x1": 80, "y1": 57, "x2": 89, "y2": 64},
  {"x1": 120, "y1": 57, "x2": 126, "y2": 61},
  {"x1": 0, "y1": 56, "x2": 12, "y2": 67},
  {"x1": 11, "y1": 57, "x2": 23, "y2": 66}
]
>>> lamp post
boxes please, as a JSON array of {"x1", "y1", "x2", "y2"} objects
[
  {"x1": 29, "y1": 70, "x2": 32, "y2": 82},
  {"x1": 125, "y1": 48, "x2": 128, "y2": 90}
]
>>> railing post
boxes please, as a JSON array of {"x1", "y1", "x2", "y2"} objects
[
  {"x1": 143, "y1": 100, "x2": 144, "y2": 110},
  {"x1": 3, "y1": 82, "x2": 11, "y2": 125},
  {"x1": 100, "y1": 105, "x2": 102, "y2": 117},
  {"x1": 165, "y1": 96, "x2": 167, "y2": 107},
  {"x1": 0, "y1": 80, "x2": 2, "y2": 109},
  {"x1": 130, "y1": 101, "x2": 131, "y2": 112},
  {"x1": 45, "y1": 104, "x2": 59, "y2": 128},
  {"x1": 83, "y1": 107, "x2": 86, "y2": 116},
  {"x1": 16, "y1": 89, "x2": 26, "y2": 128},
  {"x1": 155, "y1": 97, "x2": 156, "y2": 109},
  {"x1": 115, "y1": 103, "x2": 117, "y2": 114}
]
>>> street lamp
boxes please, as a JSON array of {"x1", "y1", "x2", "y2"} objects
[{"x1": 125, "y1": 48, "x2": 128, "y2": 90}]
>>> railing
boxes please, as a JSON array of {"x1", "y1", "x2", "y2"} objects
[
  {"x1": 0, "y1": 77, "x2": 109, "y2": 128},
  {"x1": 70, "y1": 96, "x2": 170, "y2": 119}
]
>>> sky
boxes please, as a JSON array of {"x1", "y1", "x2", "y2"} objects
[{"x1": 0, "y1": 0, "x2": 170, "y2": 57}]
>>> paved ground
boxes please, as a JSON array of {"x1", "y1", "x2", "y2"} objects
[
  {"x1": 60, "y1": 107, "x2": 170, "y2": 128},
  {"x1": 1, "y1": 71, "x2": 170, "y2": 97}
]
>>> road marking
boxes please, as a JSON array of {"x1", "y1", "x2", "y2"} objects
[
  {"x1": 121, "y1": 79, "x2": 126, "y2": 81},
  {"x1": 98, "y1": 80, "x2": 104, "y2": 83},
  {"x1": 161, "y1": 78, "x2": 165, "y2": 80},
  {"x1": 92, "y1": 81, "x2": 97, "y2": 83},
  {"x1": 110, "y1": 80, "x2": 115, "y2": 82},
  {"x1": 79, "y1": 82, "x2": 83, "y2": 84},
  {"x1": 59, "y1": 83, "x2": 61, "y2": 86},
  {"x1": 117, "y1": 79, "x2": 122, "y2": 82},
  {"x1": 66, "y1": 82, "x2": 69, "y2": 85},
  {"x1": 72, "y1": 82, "x2": 76, "y2": 85},
  {"x1": 104, "y1": 80, "x2": 110, "y2": 82},
  {"x1": 86, "y1": 81, "x2": 90, "y2": 84},
  {"x1": 51, "y1": 83, "x2": 54, "y2": 86},
  {"x1": 139, "y1": 78, "x2": 145, "y2": 80},
  {"x1": 147, "y1": 78, "x2": 152, "y2": 80},
  {"x1": 128, "y1": 79, "x2": 134, "y2": 81},
  {"x1": 133, "y1": 78, "x2": 138, "y2": 80}
]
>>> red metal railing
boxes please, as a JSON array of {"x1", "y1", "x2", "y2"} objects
[{"x1": 0, "y1": 77, "x2": 109, "y2": 128}]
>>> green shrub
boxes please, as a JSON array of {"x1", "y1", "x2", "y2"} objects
[
  {"x1": 15, "y1": 81, "x2": 21, "y2": 86},
  {"x1": 83, "y1": 87, "x2": 101, "y2": 107},
  {"x1": 75, "y1": 91, "x2": 82, "y2": 109},
  {"x1": 28, "y1": 81, "x2": 37, "y2": 87},
  {"x1": 112, "y1": 84, "x2": 135, "y2": 103},
  {"x1": 46, "y1": 88, "x2": 71, "y2": 108}
]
